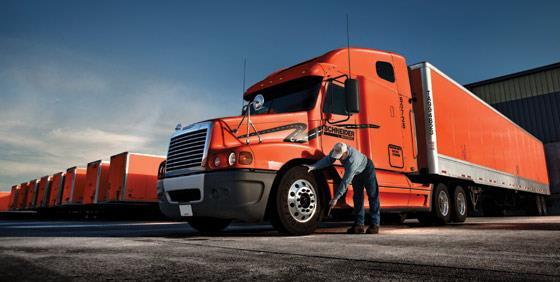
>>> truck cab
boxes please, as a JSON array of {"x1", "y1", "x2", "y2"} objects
[{"x1": 158, "y1": 48, "x2": 432, "y2": 235}]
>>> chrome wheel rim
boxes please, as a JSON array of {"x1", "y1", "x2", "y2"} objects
[
  {"x1": 457, "y1": 191, "x2": 466, "y2": 215},
  {"x1": 438, "y1": 190, "x2": 449, "y2": 216},
  {"x1": 287, "y1": 179, "x2": 317, "y2": 223}
]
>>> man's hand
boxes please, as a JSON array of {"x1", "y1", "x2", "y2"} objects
[
  {"x1": 303, "y1": 164, "x2": 314, "y2": 173},
  {"x1": 329, "y1": 197, "x2": 338, "y2": 209}
]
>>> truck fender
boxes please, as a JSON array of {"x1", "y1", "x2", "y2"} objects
[{"x1": 264, "y1": 158, "x2": 332, "y2": 220}]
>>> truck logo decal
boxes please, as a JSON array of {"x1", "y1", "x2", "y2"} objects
[
  {"x1": 236, "y1": 123, "x2": 379, "y2": 143},
  {"x1": 237, "y1": 123, "x2": 307, "y2": 141},
  {"x1": 399, "y1": 96, "x2": 406, "y2": 129},
  {"x1": 425, "y1": 92, "x2": 434, "y2": 136},
  {"x1": 321, "y1": 125, "x2": 354, "y2": 140},
  {"x1": 332, "y1": 124, "x2": 380, "y2": 129}
]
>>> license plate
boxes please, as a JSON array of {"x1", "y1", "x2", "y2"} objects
[{"x1": 179, "y1": 204, "x2": 193, "y2": 217}]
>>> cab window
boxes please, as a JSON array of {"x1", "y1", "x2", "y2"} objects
[
  {"x1": 323, "y1": 82, "x2": 347, "y2": 115},
  {"x1": 376, "y1": 61, "x2": 395, "y2": 83},
  {"x1": 244, "y1": 76, "x2": 322, "y2": 115}
]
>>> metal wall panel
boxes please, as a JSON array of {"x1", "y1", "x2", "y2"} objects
[
  {"x1": 468, "y1": 68, "x2": 560, "y2": 104},
  {"x1": 491, "y1": 91, "x2": 560, "y2": 143}
]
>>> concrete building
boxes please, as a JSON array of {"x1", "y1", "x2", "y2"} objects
[{"x1": 465, "y1": 62, "x2": 560, "y2": 212}]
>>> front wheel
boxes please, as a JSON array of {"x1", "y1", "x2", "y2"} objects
[
  {"x1": 188, "y1": 217, "x2": 231, "y2": 234},
  {"x1": 270, "y1": 166, "x2": 322, "y2": 235}
]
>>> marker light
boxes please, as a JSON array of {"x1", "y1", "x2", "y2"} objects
[
  {"x1": 228, "y1": 152, "x2": 236, "y2": 166},
  {"x1": 238, "y1": 151, "x2": 253, "y2": 165},
  {"x1": 157, "y1": 160, "x2": 166, "y2": 179},
  {"x1": 214, "y1": 156, "x2": 221, "y2": 167}
]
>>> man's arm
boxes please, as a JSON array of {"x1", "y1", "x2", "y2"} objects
[
  {"x1": 333, "y1": 168, "x2": 358, "y2": 200},
  {"x1": 309, "y1": 154, "x2": 335, "y2": 171}
]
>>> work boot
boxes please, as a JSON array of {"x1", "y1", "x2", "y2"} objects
[
  {"x1": 347, "y1": 224, "x2": 366, "y2": 234},
  {"x1": 366, "y1": 225, "x2": 379, "y2": 234}
]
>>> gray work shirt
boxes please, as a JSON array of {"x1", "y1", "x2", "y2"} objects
[{"x1": 311, "y1": 146, "x2": 368, "y2": 200}]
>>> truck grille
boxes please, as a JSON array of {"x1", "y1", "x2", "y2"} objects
[{"x1": 166, "y1": 128, "x2": 208, "y2": 172}]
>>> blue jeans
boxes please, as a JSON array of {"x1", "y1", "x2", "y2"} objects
[{"x1": 352, "y1": 159, "x2": 380, "y2": 225}]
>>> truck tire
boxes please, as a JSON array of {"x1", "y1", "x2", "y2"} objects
[
  {"x1": 451, "y1": 185, "x2": 468, "y2": 223},
  {"x1": 418, "y1": 183, "x2": 451, "y2": 226},
  {"x1": 433, "y1": 183, "x2": 451, "y2": 225},
  {"x1": 270, "y1": 166, "x2": 322, "y2": 235},
  {"x1": 188, "y1": 217, "x2": 231, "y2": 234}
]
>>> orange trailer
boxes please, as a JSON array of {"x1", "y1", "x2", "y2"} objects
[
  {"x1": 0, "y1": 192, "x2": 10, "y2": 211},
  {"x1": 26, "y1": 179, "x2": 39, "y2": 209},
  {"x1": 48, "y1": 172, "x2": 65, "y2": 207},
  {"x1": 157, "y1": 47, "x2": 550, "y2": 235},
  {"x1": 61, "y1": 167, "x2": 87, "y2": 205},
  {"x1": 9, "y1": 185, "x2": 19, "y2": 211},
  {"x1": 16, "y1": 182, "x2": 28, "y2": 210},
  {"x1": 409, "y1": 63, "x2": 549, "y2": 194},
  {"x1": 106, "y1": 152, "x2": 165, "y2": 202},
  {"x1": 36, "y1": 176, "x2": 52, "y2": 208},
  {"x1": 84, "y1": 160, "x2": 110, "y2": 204}
]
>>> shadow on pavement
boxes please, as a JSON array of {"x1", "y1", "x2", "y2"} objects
[{"x1": 1, "y1": 218, "x2": 559, "y2": 238}]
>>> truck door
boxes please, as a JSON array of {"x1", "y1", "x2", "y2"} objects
[
  {"x1": 360, "y1": 59, "x2": 410, "y2": 208},
  {"x1": 320, "y1": 79, "x2": 358, "y2": 204}
]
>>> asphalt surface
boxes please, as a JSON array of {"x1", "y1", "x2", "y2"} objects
[{"x1": 0, "y1": 217, "x2": 559, "y2": 281}]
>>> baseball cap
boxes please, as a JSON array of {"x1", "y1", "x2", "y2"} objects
[{"x1": 330, "y1": 142, "x2": 348, "y2": 159}]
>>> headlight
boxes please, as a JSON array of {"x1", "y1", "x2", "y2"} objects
[
  {"x1": 238, "y1": 151, "x2": 253, "y2": 165},
  {"x1": 214, "y1": 156, "x2": 221, "y2": 167},
  {"x1": 228, "y1": 152, "x2": 236, "y2": 166}
]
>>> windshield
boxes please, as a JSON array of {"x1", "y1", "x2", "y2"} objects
[{"x1": 243, "y1": 76, "x2": 322, "y2": 115}]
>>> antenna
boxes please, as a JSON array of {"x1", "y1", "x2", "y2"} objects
[
  {"x1": 346, "y1": 14, "x2": 352, "y2": 77},
  {"x1": 242, "y1": 58, "x2": 247, "y2": 108}
]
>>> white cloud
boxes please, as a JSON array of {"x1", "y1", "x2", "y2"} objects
[
  {"x1": 0, "y1": 160, "x2": 61, "y2": 180},
  {"x1": 0, "y1": 38, "x2": 241, "y2": 190},
  {"x1": 48, "y1": 128, "x2": 148, "y2": 146}
]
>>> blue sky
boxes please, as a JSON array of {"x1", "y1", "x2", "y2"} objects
[{"x1": 1, "y1": 0, "x2": 560, "y2": 190}]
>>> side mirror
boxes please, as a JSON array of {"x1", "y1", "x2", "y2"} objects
[
  {"x1": 345, "y1": 78, "x2": 360, "y2": 113},
  {"x1": 252, "y1": 94, "x2": 265, "y2": 111}
]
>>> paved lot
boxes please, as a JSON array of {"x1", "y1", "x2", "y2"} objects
[{"x1": 0, "y1": 216, "x2": 559, "y2": 281}]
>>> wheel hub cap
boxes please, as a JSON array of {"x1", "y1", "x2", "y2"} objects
[
  {"x1": 457, "y1": 192, "x2": 466, "y2": 215},
  {"x1": 288, "y1": 179, "x2": 317, "y2": 223},
  {"x1": 438, "y1": 190, "x2": 449, "y2": 216}
]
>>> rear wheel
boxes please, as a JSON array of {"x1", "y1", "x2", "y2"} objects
[
  {"x1": 188, "y1": 217, "x2": 231, "y2": 234},
  {"x1": 271, "y1": 166, "x2": 322, "y2": 235},
  {"x1": 451, "y1": 185, "x2": 468, "y2": 223},
  {"x1": 417, "y1": 183, "x2": 451, "y2": 226}
]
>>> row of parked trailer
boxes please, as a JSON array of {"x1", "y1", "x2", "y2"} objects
[{"x1": 2, "y1": 152, "x2": 165, "y2": 213}]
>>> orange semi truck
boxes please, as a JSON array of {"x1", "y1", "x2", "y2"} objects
[{"x1": 157, "y1": 47, "x2": 550, "y2": 235}]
